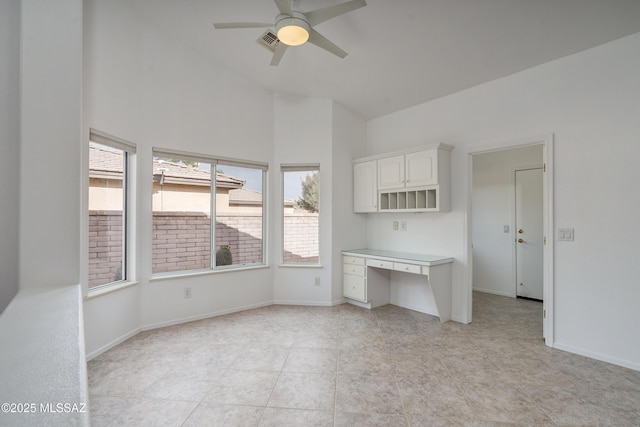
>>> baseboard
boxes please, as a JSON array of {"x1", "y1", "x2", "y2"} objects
[
  {"x1": 554, "y1": 341, "x2": 640, "y2": 372},
  {"x1": 86, "y1": 327, "x2": 141, "y2": 361},
  {"x1": 473, "y1": 287, "x2": 515, "y2": 298},
  {"x1": 141, "y1": 300, "x2": 275, "y2": 331},
  {"x1": 273, "y1": 299, "x2": 342, "y2": 307},
  {"x1": 451, "y1": 314, "x2": 469, "y2": 324}
]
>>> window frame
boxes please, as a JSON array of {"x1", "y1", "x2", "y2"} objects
[
  {"x1": 87, "y1": 129, "x2": 137, "y2": 296},
  {"x1": 151, "y1": 148, "x2": 268, "y2": 278},
  {"x1": 280, "y1": 164, "x2": 321, "y2": 267}
]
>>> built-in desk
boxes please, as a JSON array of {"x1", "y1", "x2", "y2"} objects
[{"x1": 342, "y1": 249, "x2": 454, "y2": 322}]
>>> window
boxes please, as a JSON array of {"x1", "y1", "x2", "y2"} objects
[
  {"x1": 282, "y1": 165, "x2": 319, "y2": 265},
  {"x1": 88, "y1": 129, "x2": 135, "y2": 290},
  {"x1": 152, "y1": 149, "x2": 267, "y2": 275}
]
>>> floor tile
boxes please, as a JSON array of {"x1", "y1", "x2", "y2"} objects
[
  {"x1": 335, "y1": 373, "x2": 403, "y2": 414},
  {"x1": 87, "y1": 292, "x2": 639, "y2": 426},
  {"x1": 203, "y1": 369, "x2": 279, "y2": 406},
  {"x1": 259, "y1": 407, "x2": 333, "y2": 427},
  {"x1": 107, "y1": 398, "x2": 197, "y2": 427},
  {"x1": 268, "y1": 372, "x2": 336, "y2": 411},
  {"x1": 283, "y1": 347, "x2": 338, "y2": 374},
  {"x1": 183, "y1": 403, "x2": 263, "y2": 427}
]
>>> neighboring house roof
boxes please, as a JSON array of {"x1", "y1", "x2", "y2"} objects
[
  {"x1": 89, "y1": 143, "x2": 243, "y2": 189},
  {"x1": 89, "y1": 143, "x2": 124, "y2": 179},
  {"x1": 229, "y1": 188, "x2": 295, "y2": 207}
]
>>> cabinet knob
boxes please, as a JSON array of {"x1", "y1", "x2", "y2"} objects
[{"x1": 518, "y1": 238, "x2": 524, "y2": 243}]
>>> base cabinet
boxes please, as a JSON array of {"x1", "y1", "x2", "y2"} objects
[
  {"x1": 343, "y1": 256, "x2": 366, "y2": 302},
  {"x1": 343, "y1": 274, "x2": 366, "y2": 301}
]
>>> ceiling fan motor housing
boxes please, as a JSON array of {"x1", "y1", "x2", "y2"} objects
[{"x1": 275, "y1": 12, "x2": 310, "y2": 46}]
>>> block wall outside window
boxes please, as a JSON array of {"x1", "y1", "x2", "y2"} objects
[{"x1": 150, "y1": 151, "x2": 267, "y2": 275}]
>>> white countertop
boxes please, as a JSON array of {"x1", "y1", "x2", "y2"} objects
[{"x1": 342, "y1": 248, "x2": 454, "y2": 266}]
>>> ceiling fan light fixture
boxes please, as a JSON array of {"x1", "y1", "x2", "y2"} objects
[{"x1": 276, "y1": 14, "x2": 310, "y2": 46}]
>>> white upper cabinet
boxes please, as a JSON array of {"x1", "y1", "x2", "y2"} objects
[
  {"x1": 353, "y1": 160, "x2": 378, "y2": 213},
  {"x1": 405, "y1": 149, "x2": 437, "y2": 187},
  {"x1": 353, "y1": 143, "x2": 453, "y2": 213},
  {"x1": 377, "y1": 155, "x2": 405, "y2": 190}
]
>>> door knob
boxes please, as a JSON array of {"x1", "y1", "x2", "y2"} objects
[
  {"x1": 518, "y1": 229, "x2": 524, "y2": 234},
  {"x1": 518, "y1": 238, "x2": 524, "y2": 243}
]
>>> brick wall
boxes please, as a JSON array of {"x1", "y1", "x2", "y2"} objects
[
  {"x1": 88, "y1": 211, "x2": 123, "y2": 288},
  {"x1": 88, "y1": 210, "x2": 319, "y2": 287},
  {"x1": 283, "y1": 212, "x2": 319, "y2": 263}
]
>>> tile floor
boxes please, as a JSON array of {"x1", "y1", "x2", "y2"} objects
[{"x1": 88, "y1": 292, "x2": 640, "y2": 426}]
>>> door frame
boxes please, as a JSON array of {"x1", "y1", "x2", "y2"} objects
[
  {"x1": 513, "y1": 166, "x2": 544, "y2": 300},
  {"x1": 465, "y1": 134, "x2": 554, "y2": 346}
]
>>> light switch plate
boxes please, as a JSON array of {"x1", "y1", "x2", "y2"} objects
[
  {"x1": 504, "y1": 225, "x2": 510, "y2": 233},
  {"x1": 558, "y1": 228, "x2": 574, "y2": 241}
]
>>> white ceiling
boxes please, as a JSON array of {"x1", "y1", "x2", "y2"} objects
[{"x1": 129, "y1": 0, "x2": 640, "y2": 119}]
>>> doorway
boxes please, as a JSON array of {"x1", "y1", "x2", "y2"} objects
[
  {"x1": 468, "y1": 135, "x2": 554, "y2": 345},
  {"x1": 515, "y1": 167, "x2": 543, "y2": 300}
]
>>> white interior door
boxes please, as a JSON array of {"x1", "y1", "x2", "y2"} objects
[{"x1": 515, "y1": 168, "x2": 543, "y2": 300}]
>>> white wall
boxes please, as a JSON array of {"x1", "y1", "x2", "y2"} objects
[
  {"x1": 0, "y1": 0, "x2": 20, "y2": 313},
  {"x1": 83, "y1": 0, "x2": 275, "y2": 357},
  {"x1": 271, "y1": 96, "x2": 367, "y2": 306},
  {"x1": 367, "y1": 33, "x2": 640, "y2": 370},
  {"x1": 472, "y1": 145, "x2": 543, "y2": 297},
  {"x1": 272, "y1": 95, "x2": 334, "y2": 305},
  {"x1": 331, "y1": 103, "x2": 368, "y2": 304},
  {"x1": 20, "y1": 0, "x2": 83, "y2": 290}
]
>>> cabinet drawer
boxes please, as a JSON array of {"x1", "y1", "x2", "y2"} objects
[
  {"x1": 343, "y1": 275, "x2": 366, "y2": 302},
  {"x1": 343, "y1": 256, "x2": 365, "y2": 266},
  {"x1": 393, "y1": 262, "x2": 422, "y2": 275},
  {"x1": 344, "y1": 264, "x2": 365, "y2": 276},
  {"x1": 366, "y1": 259, "x2": 393, "y2": 270}
]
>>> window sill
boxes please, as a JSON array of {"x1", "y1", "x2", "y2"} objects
[
  {"x1": 278, "y1": 263, "x2": 323, "y2": 269},
  {"x1": 149, "y1": 264, "x2": 270, "y2": 282},
  {"x1": 85, "y1": 280, "x2": 139, "y2": 300}
]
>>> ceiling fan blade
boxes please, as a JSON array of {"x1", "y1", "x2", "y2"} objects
[
  {"x1": 270, "y1": 42, "x2": 288, "y2": 66},
  {"x1": 213, "y1": 22, "x2": 272, "y2": 29},
  {"x1": 308, "y1": 28, "x2": 347, "y2": 58},
  {"x1": 273, "y1": 0, "x2": 293, "y2": 15},
  {"x1": 306, "y1": 0, "x2": 367, "y2": 26}
]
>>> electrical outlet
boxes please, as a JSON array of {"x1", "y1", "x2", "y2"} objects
[
  {"x1": 184, "y1": 287, "x2": 192, "y2": 298},
  {"x1": 401, "y1": 220, "x2": 407, "y2": 231},
  {"x1": 314, "y1": 277, "x2": 321, "y2": 286},
  {"x1": 393, "y1": 220, "x2": 399, "y2": 231}
]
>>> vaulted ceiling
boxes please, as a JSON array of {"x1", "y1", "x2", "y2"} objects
[{"x1": 129, "y1": 0, "x2": 640, "y2": 119}]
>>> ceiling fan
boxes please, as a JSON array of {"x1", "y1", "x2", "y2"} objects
[{"x1": 213, "y1": 0, "x2": 367, "y2": 66}]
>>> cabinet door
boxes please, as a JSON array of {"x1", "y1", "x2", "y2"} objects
[
  {"x1": 353, "y1": 161, "x2": 378, "y2": 213},
  {"x1": 405, "y1": 149, "x2": 438, "y2": 187},
  {"x1": 343, "y1": 274, "x2": 366, "y2": 302},
  {"x1": 378, "y1": 155, "x2": 405, "y2": 190}
]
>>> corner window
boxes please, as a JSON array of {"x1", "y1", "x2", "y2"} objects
[
  {"x1": 281, "y1": 165, "x2": 320, "y2": 265},
  {"x1": 152, "y1": 149, "x2": 267, "y2": 275},
  {"x1": 88, "y1": 129, "x2": 135, "y2": 290}
]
